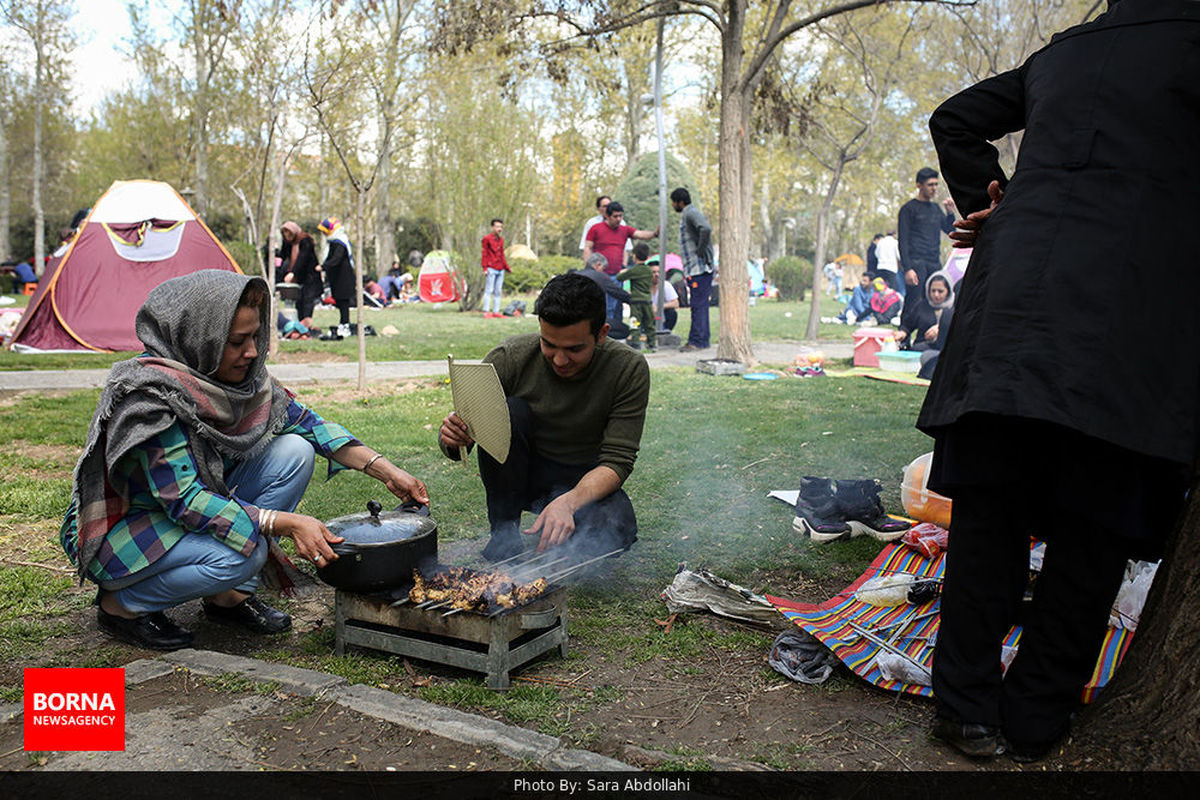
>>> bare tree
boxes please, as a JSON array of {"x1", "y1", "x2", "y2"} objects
[{"x1": 1, "y1": 0, "x2": 75, "y2": 273}]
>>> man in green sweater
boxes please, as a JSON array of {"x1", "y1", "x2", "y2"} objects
[{"x1": 439, "y1": 273, "x2": 650, "y2": 562}]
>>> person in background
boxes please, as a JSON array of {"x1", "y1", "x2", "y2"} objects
[
  {"x1": 12, "y1": 259, "x2": 38, "y2": 293},
  {"x1": 318, "y1": 217, "x2": 355, "y2": 340},
  {"x1": 579, "y1": 195, "x2": 611, "y2": 253},
  {"x1": 616, "y1": 243, "x2": 656, "y2": 352},
  {"x1": 866, "y1": 233, "x2": 883, "y2": 275},
  {"x1": 61, "y1": 270, "x2": 428, "y2": 650},
  {"x1": 574, "y1": 252, "x2": 633, "y2": 341},
  {"x1": 647, "y1": 256, "x2": 680, "y2": 332},
  {"x1": 898, "y1": 167, "x2": 957, "y2": 298},
  {"x1": 898, "y1": 271, "x2": 953, "y2": 349},
  {"x1": 866, "y1": 276, "x2": 903, "y2": 326},
  {"x1": 874, "y1": 230, "x2": 902, "y2": 294},
  {"x1": 280, "y1": 221, "x2": 321, "y2": 323},
  {"x1": 835, "y1": 272, "x2": 874, "y2": 324},
  {"x1": 670, "y1": 187, "x2": 714, "y2": 353},
  {"x1": 481, "y1": 218, "x2": 511, "y2": 319}
]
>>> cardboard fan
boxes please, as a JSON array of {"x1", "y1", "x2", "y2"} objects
[{"x1": 447, "y1": 356, "x2": 510, "y2": 464}]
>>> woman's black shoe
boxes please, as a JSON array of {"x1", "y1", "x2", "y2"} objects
[
  {"x1": 203, "y1": 595, "x2": 292, "y2": 634},
  {"x1": 97, "y1": 608, "x2": 194, "y2": 651}
]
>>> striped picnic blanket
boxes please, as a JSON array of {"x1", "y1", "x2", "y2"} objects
[{"x1": 766, "y1": 542, "x2": 1132, "y2": 702}]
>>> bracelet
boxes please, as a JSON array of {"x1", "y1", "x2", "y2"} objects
[
  {"x1": 362, "y1": 453, "x2": 385, "y2": 474},
  {"x1": 261, "y1": 508, "x2": 276, "y2": 536}
]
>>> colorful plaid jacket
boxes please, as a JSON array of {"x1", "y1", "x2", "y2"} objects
[{"x1": 60, "y1": 398, "x2": 357, "y2": 583}]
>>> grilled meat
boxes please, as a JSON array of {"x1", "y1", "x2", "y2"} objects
[{"x1": 409, "y1": 568, "x2": 549, "y2": 613}]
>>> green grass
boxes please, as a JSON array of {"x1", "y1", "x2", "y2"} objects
[
  {"x1": 0, "y1": 291, "x2": 855, "y2": 371},
  {"x1": 200, "y1": 673, "x2": 283, "y2": 696},
  {"x1": 0, "y1": 337, "x2": 933, "y2": 740}
]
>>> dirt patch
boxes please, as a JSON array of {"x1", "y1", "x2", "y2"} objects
[
  {"x1": 1, "y1": 671, "x2": 523, "y2": 771},
  {"x1": 0, "y1": 574, "x2": 1120, "y2": 772},
  {"x1": 297, "y1": 377, "x2": 443, "y2": 405},
  {"x1": 271, "y1": 350, "x2": 350, "y2": 364},
  {"x1": 0, "y1": 390, "x2": 76, "y2": 407}
]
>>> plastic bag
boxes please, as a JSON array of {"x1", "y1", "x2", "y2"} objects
[
  {"x1": 1109, "y1": 560, "x2": 1159, "y2": 631},
  {"x1": 769, "y1": 630, "x2": 838, "y2": 685},
  {"x1": 900, "y1": 522, "x2": 949, "y2": 559},
  {"x1": 854, "y1": 574, "x2": 914, "y2": 606},
  {"x1": 875, "y1": 651, "x2": 931, "y2": 686}
]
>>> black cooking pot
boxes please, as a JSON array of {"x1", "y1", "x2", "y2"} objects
[{"x1": 316, "y1": 500, "x2": 438, "y2": 593}]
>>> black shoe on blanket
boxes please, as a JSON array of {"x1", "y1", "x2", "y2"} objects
[
  {"x1": 203, "y1": 595, "x2": 292, "y2": 634},
  {"x1": 98, "y1": 608, "x2": 194, "y2": 651}
]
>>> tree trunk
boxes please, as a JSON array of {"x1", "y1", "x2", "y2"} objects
[
  {"x1": 32, "y1": 36, "x2": 45, "y2": 273},
  {"x1": 806, "y1": 159, "x2": 846, "y2": 339},
  {"x1": 0, "y1": 71, "x2": 10, "y2": 261},
  {"x1": 355, "y1": 188, "x2": 366, "y2": 392},
  {"x1": 375, "y1": 105, "x2": 395, "y2": 278},
  {"x1": 715, "y1": 4, "x2": 754, "y2": 365},
  {"x1": 192, "y1": 26, "x2": 209, "y2": 218},
  {"x1": 1078, "y1": 475, "x2": 1200, "y2": 769}
]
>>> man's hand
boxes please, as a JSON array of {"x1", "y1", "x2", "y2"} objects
[
  {"x1": 950, "y1": 180, "x2": 1005, "y2": 249},
  {"x1": 438, "y1": 411, "x2": 474, "y2": 451},
  {"x1": 943, "y1": 197, "x2": 957, "y2": 214},
  {"x1": 525, "y1": 494, "x2": 577, "y2": 552},
  {"x1": 905, "y1": 269, "x2": 919, "y2": 286}
]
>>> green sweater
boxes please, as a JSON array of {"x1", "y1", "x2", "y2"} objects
[
  {"x1": 478, "y1": 333, "x2": 649, "y2": 481},
  {"x1": 616, "y1": 262, "x2": 653, "y2": 303}
]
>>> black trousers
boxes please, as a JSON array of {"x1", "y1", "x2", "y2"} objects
[
  {"x1": 297, "y1": 281, "x2": 323, "y2": 321},
  {"x1": 930, "y1": 415, "x2": 1188, "y2": 750},
  {"x1": 478, "y1": 397, "x2": 638, "y2": 561}
]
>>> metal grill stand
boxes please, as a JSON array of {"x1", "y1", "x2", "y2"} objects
[{"x1": 334, "y1": 588, "x2": 569, "y2": 690}]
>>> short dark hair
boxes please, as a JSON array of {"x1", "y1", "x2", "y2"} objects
[
  {"x1": 633, "y1": 243, "x2": 650, "y2": 262},
  {"x1": 490, "y1": 218, "x2": 503, "y2": 226},
  {"x1": 596, "y1": 195, "x2": 611, "y2": 209},
  {"x1": 669, "y1": 187, "x2": 691, "y2": 205},
  {"x1": 535, "y1": 273, "x2": 606, "y2": 335},
  {"x1": 606, "y1": 201, "x2": 624, "y2": 216},
  {"x1": 916, "y1": 167, "x2": 939, "y2": 184},
  {"x1": 872, "y1": 233, "x2": 884, "y2": 241}
]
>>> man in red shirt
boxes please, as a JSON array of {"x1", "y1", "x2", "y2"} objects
[
  {"x1": 480, "y1": 218, "x2": 510, "y2": 318},
  {"x1": 582, "y1": 202, "x2": 658, "y2": 275}
]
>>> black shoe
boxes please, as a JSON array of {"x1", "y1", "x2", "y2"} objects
[
  {"x1": 203, "y1": 595, "x2": 292, "y2": 634},
  {"x1": 931, "y1": 716, "x2": 1003, "y2": 758},
  {"x1": 792, "y1": 476, "x2": 851, "y2": 542},
  {"x1": 98, "y1": 608, "x2": 194, "y2": 651},
  {"x1": 835, "y1": 478, "x2": 912, "y2": 542}
]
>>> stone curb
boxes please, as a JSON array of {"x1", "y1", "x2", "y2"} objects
[
  {"x1": 159, "y1": 649, "x2": 349, "y2": 697},
  {"x1": 150, "y1": 650, "x2": 633, "y2": 771}
]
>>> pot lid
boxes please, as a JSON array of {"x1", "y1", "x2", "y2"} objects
[{"x1": 325, "y1": 500, "x2": 437, "y2": 545}]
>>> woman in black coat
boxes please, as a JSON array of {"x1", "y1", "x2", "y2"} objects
[
  {"x1": 318, "y1": 217, "x2": 355, "y2": 338},
  {"x1": 917, "y1": 0, "x2": 1200, "y2": 762}
]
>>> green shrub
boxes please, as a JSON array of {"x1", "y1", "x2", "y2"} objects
[
  {"x1": 769, "y1": 255, "x2": 812, "y2": 301},
  {"x1": 224, "y1": 240, "x2": 263, "y2": 277},
  {"x1": 507, "y1": 254, "x2": 580, "y2": 293}
]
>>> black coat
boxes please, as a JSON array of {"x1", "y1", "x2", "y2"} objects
[
  {"x1": 288, "y1": 237, "x2": 320, "y2": 289},
  {"x1": 323, "y1": 240, "x2": 354, "y2": 302},
  {"x1": 917, "y1": 0, "x2": 1200, "y2": 466}
]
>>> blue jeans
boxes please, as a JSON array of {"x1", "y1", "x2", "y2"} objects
[
  {"x1": 686, "y1": 271, "x2": 713, "y2": 347},
  {"x1": 103, "y1": 434, "x2": 316, "y2": 614},
  {"x1": 483, "y1": 268, "x2": 506, "y2": 312}
]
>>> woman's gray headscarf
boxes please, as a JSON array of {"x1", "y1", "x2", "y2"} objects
[
  {"x1": 924, "y1": 270, "x2": 955, "y2": 311},
  {"x1": 70, "y1": 270, "x2": 291, "y2": 579}
]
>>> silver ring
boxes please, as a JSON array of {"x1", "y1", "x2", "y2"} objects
[{"x1": 314, "y1": 555, "x2": 323, "y2": 563}]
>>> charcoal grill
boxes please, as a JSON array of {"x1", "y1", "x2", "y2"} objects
[{"x1": 334, "y1": 585, "x2": 568, "y2": 689}]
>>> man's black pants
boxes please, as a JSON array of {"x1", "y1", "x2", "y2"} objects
[{"x1": 478, "y1": 397, "x2": 638, "y2": 562}]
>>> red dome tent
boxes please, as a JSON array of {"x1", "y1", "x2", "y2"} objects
[{"x1": 6, "y1": 180, "x2": 242, "y2": 353}]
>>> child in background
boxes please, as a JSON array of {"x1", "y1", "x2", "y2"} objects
[
  {"x1": 617, "y1": 243, "x2": 656, "y2": 352},
  {"x1": 867, "y1": 276, "x2": 903, "y2": 325}
]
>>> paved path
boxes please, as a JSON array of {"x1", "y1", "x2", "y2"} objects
[{"x1": 0, "y1": 340, "x2": 853, "y2": 392}]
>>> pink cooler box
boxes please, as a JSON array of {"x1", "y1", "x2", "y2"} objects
[{"x1": 852, "y1": 327, "x2": 897, "y2": 368}]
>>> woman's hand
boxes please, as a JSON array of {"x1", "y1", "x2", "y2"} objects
[
  {"x1": 925, "y1": 324, "x2": 940, "y2": 342},
  {"x1": 950, "y1": 180, "x2": 1004, "y2": 248},
  {"x1": 275, "y1": 511, "x2": 343, "y2": 567},
  {"x1": 369, "y1": 459, "x2": 430, "y2": 505}
]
